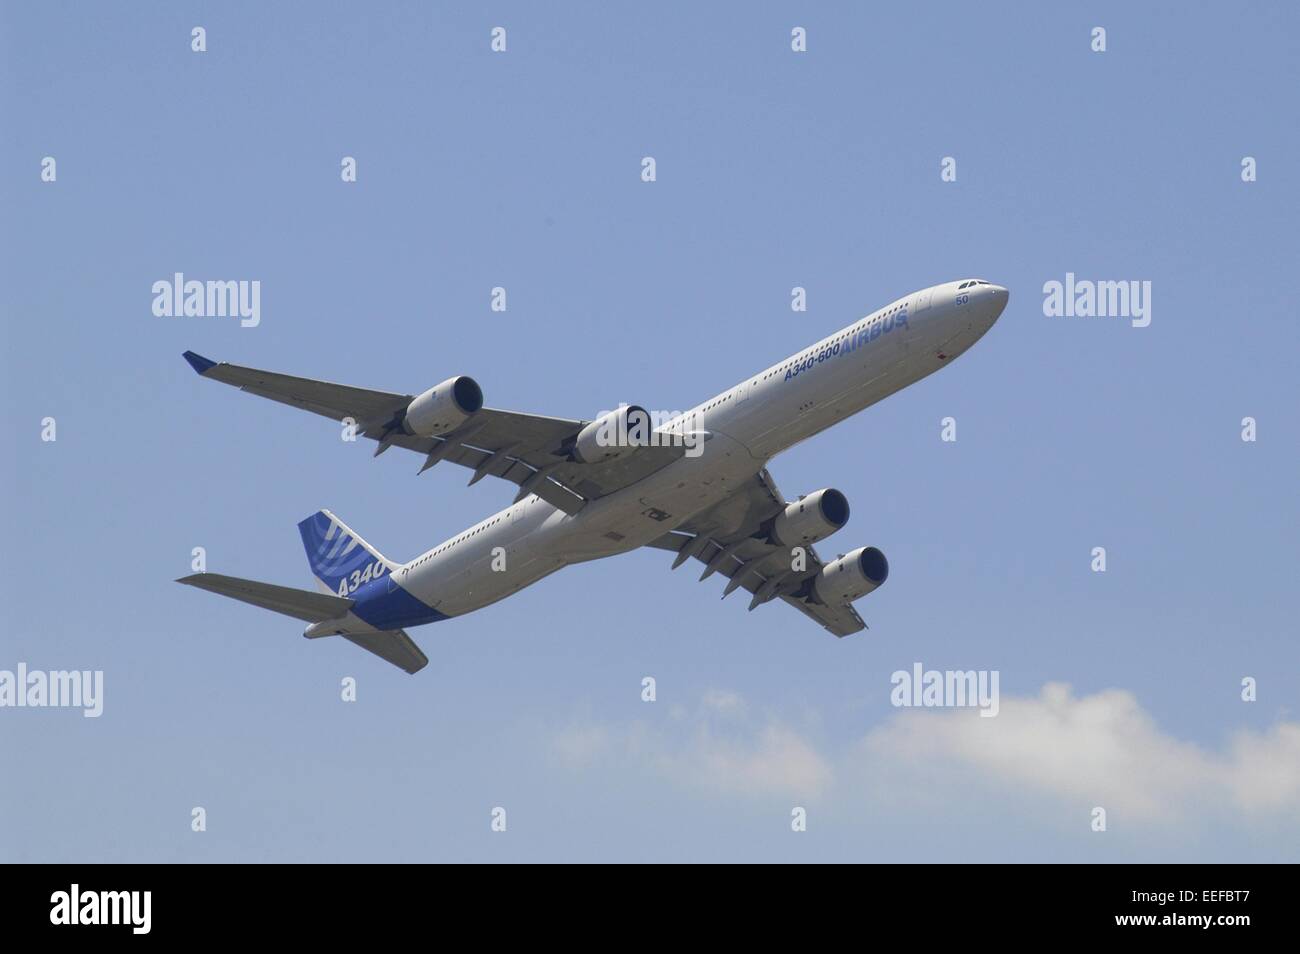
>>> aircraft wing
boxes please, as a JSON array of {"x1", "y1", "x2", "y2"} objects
[
  {"x1": 644, "y1": 469, "x2": 867, "y2": 637},
  {"x1": 181, "y1": 351, "x2": 681, "y2": 515}
]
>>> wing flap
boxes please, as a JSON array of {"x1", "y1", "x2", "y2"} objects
[{"x1": 777, "y1": 592, "x2": 866, "y2": 637}]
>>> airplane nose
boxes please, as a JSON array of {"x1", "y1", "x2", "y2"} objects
[{"x1": 987, "y1": 285, "x2": 1009, "y2": 318}]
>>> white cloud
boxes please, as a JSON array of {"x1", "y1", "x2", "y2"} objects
[
  {"x1": 864, "y1": 682, "x2": 1300, "y2": 822},
  {"x1": 700, "y1": 688, "x2": 747, "y2": 717},
  {"x1": 549, "y1": 691, "x2": 830, "y2": 799},
  {"x1": 550, "y1": 683, "x2": 1300, "y2": 824},
  {"x1": 661, "y1": 722, "x2": 831, "y2": 799},
  {"x1": 552, "y1": 724, "x2": 612, "y2": 765}
]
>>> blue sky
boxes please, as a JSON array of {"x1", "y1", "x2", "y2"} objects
[{"x1": 2, "y1": 1, "x2": 1297, "y2": 862}]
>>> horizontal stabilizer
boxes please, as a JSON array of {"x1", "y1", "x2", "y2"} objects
[
  {"x1": 342, "y1": 631, "x2": 429, "y2": 675},
  {"x1": 176, "y1": 573, "x2": 354, "y2": 622},
  {"x1": 178, "y1": 573, "x2": 427, "y2": 674}
]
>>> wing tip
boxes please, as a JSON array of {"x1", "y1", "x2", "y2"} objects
[{"x1": 182, "y1": 350, "x2": 218, "y2": 375}]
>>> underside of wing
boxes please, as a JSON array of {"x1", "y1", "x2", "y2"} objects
[
  {"x1": 181, "y1": 351, "x2": 413, "y2": 424},
  {"x1": 645, "y1": 469, "x2": 871, "y2": 637},
  {"x1": 182, "y1": 352, "x2": 684, "y2": 513}
]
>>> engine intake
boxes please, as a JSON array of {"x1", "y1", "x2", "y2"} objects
[
  {"x1": 405, "y1": 376, "x2": 483, "y2": 437},
  {"x1": 770, "y1": 488, "x2": 849, "y2": 546},
  {"x1": 813, "y1": 546, "x2": 889, "y2": 604},
  {"x1": 573, "y1": 405, "x2": 651, "y2": 464}
]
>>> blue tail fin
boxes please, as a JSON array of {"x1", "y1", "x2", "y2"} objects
[{"x1": 297, "y1": 510, "x2": 396, "y2": 597}]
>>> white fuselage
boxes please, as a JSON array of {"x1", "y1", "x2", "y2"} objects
[{"x1": 393, "y1": 280, "x2": 1007, "y2": 618}]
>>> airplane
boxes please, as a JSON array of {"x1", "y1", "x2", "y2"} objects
[{"x1": 177, "y1": 279, "x2": 1009, "y2": 673}]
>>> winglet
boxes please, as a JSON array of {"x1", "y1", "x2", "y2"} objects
[{"x1": 182, "y1": 350, "x2": 218, "y2": 375}]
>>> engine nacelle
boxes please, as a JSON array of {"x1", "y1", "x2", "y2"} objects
[
  {"x1": 573, "y1": 405, "x2": 651, "y2": 464},
  {"x1": 770, "y1": 488, "x2": 849, "y2": 546},
  {"x1": 404, "y1": 376, "x2": 483, "y2": 437},
  {"x1": 813, "y1": 546, "x2": 889, "y2": 604}
]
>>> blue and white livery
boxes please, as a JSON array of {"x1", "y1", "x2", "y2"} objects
[{"x1": 178, "y1": 279, "x2": 1009, "y2": 673}]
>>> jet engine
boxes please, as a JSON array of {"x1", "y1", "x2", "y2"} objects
[
  {"x1": 769, "y1": 488, "x2": 850, "y2": 546},
  {"x1": 572, "y1": 405, "x2": 652, "y2": 464},
  {"x1": 404, "y1": 376, "x2": 483, "y2": 437},
  {"x1": 813, "y1": 546, "x2": 889, "y2": 603}
]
